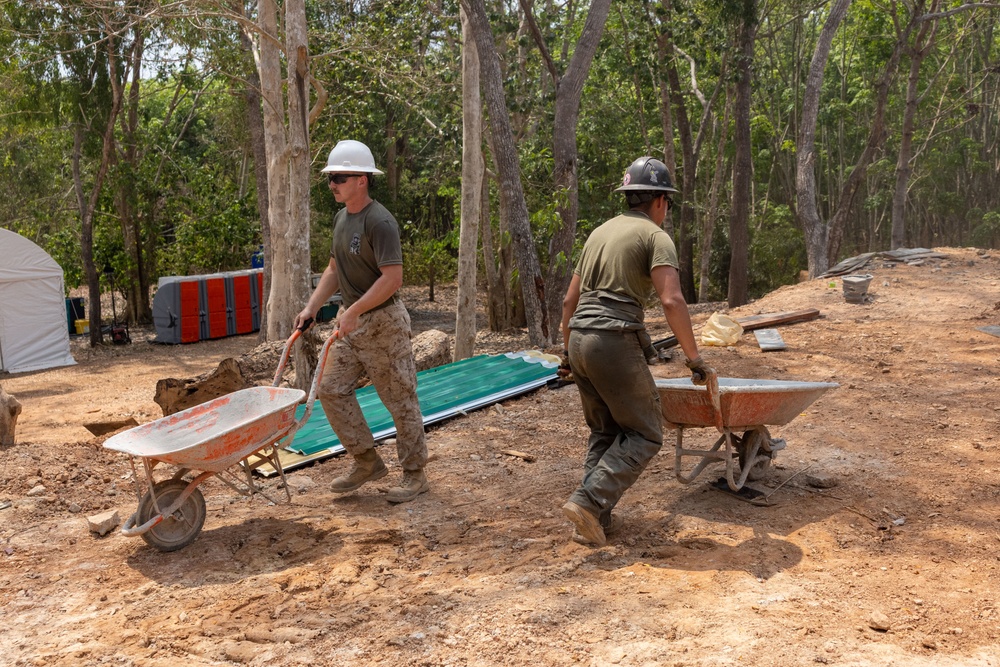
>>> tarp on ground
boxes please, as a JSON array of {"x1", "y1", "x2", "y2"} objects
[
  {"x1": 0, "y1": 229, "x2": 76, "y2": 373},
  {"x1": 256, "y1": 351, "x2": 559, "y2": 475}
]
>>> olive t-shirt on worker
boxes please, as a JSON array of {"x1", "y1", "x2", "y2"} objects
[
  {"x1": 330, "y1": 200, "x2": 402, "y2": 310},
  {"x1": 570, "y1": 211, "x2": 679, "y2": 331},
  {"x1": 574, "y1": 211, "x2": 679, "y2": 300}
]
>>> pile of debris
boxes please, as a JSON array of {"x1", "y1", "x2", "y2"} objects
[{"x1": 821, "y1": 247, "x2": 949, "y2": 277}]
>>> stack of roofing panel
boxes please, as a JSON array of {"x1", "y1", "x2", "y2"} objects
[
  {"x1": 152, "y1": 269, "x2": 264, "y2": 344},
  {"x1": 254, "y1": 351, "x2": 560, "y2": 475}
]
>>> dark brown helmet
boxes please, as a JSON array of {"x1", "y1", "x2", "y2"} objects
[{"x1": 614, "y1": 156, "x2": 679, "y2": 194}]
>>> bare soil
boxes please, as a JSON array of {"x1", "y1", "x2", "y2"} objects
[{"x1": 2, "y1": 248, "x2": 1000, "y2": 667}]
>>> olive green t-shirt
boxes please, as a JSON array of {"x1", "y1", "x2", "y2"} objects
[
  {"x1": 330, "y1": 200, "x2": 402, "y2": 309},
  {"x1": 574, "y1": 211, "x2": 679, "y2": 307}
]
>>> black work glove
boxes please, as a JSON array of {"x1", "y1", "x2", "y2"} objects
[
  {"x1": 557, "y1": 349, "x2": 572, "y2": 379},
  {"x1": 685, "y1": 356, "x2": 712, "y2": 386}
]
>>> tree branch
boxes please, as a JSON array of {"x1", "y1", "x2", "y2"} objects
[
  {"x1": 518, "y1": 0, "x2": 561, "y2": 83},
  {"x1": 673, "y1": 44, "x2": 707, "y2": 107},
  {"x1": 917, "y1": 3, "x2": 1000, "y2": 21}
]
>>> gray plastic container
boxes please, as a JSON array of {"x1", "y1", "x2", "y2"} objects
[{"x1": 842, "y1": 274, "x2": 873, "y2": 303}]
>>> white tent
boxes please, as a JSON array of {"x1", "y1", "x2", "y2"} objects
[{"x1": 0, "y1": 229, "x2": 76, "y2": 373}]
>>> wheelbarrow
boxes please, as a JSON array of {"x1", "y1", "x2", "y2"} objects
[
  {"x1": 656, "y1": 372, "x2": 838, "y2": 492},
  {"x1": 104, "y1": 323, "x2": 337, "y2": 551}
]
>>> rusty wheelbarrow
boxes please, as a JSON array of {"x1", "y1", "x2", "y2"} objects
[
  {"x1": 104, "y1": 324, "x2": 337, "y2": 551},
  {"x1": 656, "y1": 372, "x2": 838, "y2": 492}
]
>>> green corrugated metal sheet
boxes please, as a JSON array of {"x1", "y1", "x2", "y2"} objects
[{"x1": 286, "y1": 352, "x2": 558, "y2": 457}]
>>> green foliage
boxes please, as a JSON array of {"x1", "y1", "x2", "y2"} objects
[
  {"x1": 43, "y1": 226, "x2": 83, "y2": 292},
  {"x1": 159, "y1": 194, "x2": 261, "y2": 275},
  {"x1": 1, "y1": 0, "x2": 999, "y2": 315},
  {"x1": 970, "y1": 212, "x2": 1000, "y2": 249},
  {"x1": 401, "y1": 220, "x2": 458, "y2": 288},
  {"x1": 748, "y1": 205, "x2": 806, "y2": 298}
]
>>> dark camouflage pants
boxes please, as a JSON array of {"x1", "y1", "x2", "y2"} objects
[
  {"x1": 566, "y1": 328, "x2": 663, "y2": 528},
  {"x1": 318, "y1": 300, "x2": 427, "y2": 471}
]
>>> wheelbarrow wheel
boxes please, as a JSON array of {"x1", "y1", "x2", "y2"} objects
[
  {"x1": 137, "y1": 479, "x2": 206, "y2": 552},
  {"x1": 737, "y1": 428, "x2": 773, "y2": 481}
]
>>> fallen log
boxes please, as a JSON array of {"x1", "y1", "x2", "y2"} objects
[
  {"x1": 83, "y1": 418, "x2": 140, "y2": 437},
  {"x1": 154, "y1": 357, "x2": 249, "y2": 416}
]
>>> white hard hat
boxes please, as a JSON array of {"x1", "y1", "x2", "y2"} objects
[{"x1": 321, "y1": 139, "x2": 384, "y2": 175}]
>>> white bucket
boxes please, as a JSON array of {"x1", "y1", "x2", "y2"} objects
[{"x1": 842, "y1": 274, "x2": 873, "y2": 303}]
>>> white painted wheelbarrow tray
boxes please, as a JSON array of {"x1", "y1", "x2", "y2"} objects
[
  {"x1": 656, "y1": 372, "x2": 838, "y2": 492},
  {"x1": 104, "y1": 324, "x2": 337, "y2": 551}
]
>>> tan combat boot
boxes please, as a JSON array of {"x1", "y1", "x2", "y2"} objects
[
  {"x1": 330, "y1": 449, "x2": 388, "y2": 493},
  {"x1": 573, "y1": 513, "x2": 623, "y2": 545},
  {"x1": 562, "y1": 501, "x2": 606, "y2": 547},
  {"x1": 386, "y1": 469, "x2": 429, "y2": 503}
]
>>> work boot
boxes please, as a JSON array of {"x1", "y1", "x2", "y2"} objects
[
  {"x1": 562, "y1": 501, "x2": 606, "y2": 547},
  {"x1": 573, "y1": 513, "x2": 623, "y2": 545},
  {"x1": 386, "y1": 469, "x2": 429, "y2": 503},
  {"x1": 330, "y1": 449, "x2": 388, "y2": 493}
]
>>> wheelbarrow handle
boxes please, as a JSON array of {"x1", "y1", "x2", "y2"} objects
[
  {"x1": 271, "y1": 327, "x2": 306, "y2": 387},
  {"x1": 270, "y1": 326, "x2": 340, "y2": 433},
  {"x1": 705, "y1": 369, "x2": 724, "y2": 433},
  {"x1": 297, "y1": 331, "x2": 338, "y2": 427}
]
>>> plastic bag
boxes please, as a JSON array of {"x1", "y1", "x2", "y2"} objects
[{"x1": 700, "y1": 312, "x2": 743, "y2": 347}]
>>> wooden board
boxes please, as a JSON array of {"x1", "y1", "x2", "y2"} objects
[
  {"x1": 736, "y1": 309, "x2": 820, "y2": 331},
  {"x1": 652, "y1": 309, "x2": 820, "y2": 351},
  {"x1": 83, "y1": 418, "x2": 139, "y2": 437},
  {"x1": 754, "y1": 328, "x2": 787, "y2": 351}
]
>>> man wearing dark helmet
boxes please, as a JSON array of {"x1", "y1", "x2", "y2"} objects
[{"x1": 559, "y1": 156, "x2": 713, "y2": 547}]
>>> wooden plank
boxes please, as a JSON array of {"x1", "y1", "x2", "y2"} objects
[
  {"x1": 736, "y1": 309, "x2": 820, "y2": 331},
  {"x1": 754, "y1": 328, "x2": 786, "y2": 351},
  {"x1": 83, "y1": 418, "x2": 139, "y2": 437},
  {"x1": 651, "y1": 309, "x2": 820, "y2": 351}
]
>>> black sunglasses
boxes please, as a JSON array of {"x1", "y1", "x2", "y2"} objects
[{"x1": 328, "y1": 173, "x2": 362, "y2": 184}]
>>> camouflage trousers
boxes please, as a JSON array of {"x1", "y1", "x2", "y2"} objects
[
  {"x1": 566, "y1": 328, "x2": 663, "y2": 528},
  {"x1": 318, "y1": 300, "x2": 427, "y2": 471}
]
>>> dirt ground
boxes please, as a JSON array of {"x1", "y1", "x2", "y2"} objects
[{"x1": 2, "y1": 247, "x2": 1000, "y2": 667}]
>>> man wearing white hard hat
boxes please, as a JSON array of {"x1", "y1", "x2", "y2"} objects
[{"x1": 296, "y1": 139, "x2": 429, "y2": 503}]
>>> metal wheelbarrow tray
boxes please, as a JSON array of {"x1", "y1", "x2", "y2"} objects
[
  {"x1": 104, "y1": 324, "x2": 336, "y2": 552},
  {"x1": 656, "y1": 376, "x2": 838, "y2": 492}
]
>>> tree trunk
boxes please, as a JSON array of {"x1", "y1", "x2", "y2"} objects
[
  {"x1": 237, "y1": 1, "x2": 271, "y2": 341},
  {"x1": 827, "y1": 9, "x2": 913, "y2": 264},
  {"x1": 456, "y1": 6, "x2": 483, "y2": 362},
  {"x1": 659, "y1": 7, "x2": 699, "y2": 303},
  {"x1": 545, "y1": 0, "x2": 612, "y2": 343},
  {"x1": 479, "y1": 172, "x2": 505, "y2": 331},
  {"x1": 284, "y1": 0, "x2": 317, "y2": 391},
  {"x1": 464, "y1": 0, "x2": 548, "y2": 347},
  {"x1": 728, "y1": 5, "x2": 755, "y2": 308},
  {"x1": 891, "y1": 1, "x2": 939, "y2": 250},
  {"x1": 797, "y1": 0, "x2": 852, "y2": 277},
  {"x1": 656, "y1": 30, "x2": 678, "y2": 238},
  {"x1": 73, "y1": 33, "x2": 124, "y2": 347},
  {"x1": 258, "y1": 0, "x2": 290, "y2": 346},
  {"x1": 519, "y1": 0, "x2": 611, "y2": 344},
  {"x1": 116, "y1": 25, "x2": 152, "y2": 325},
  {"x1": 700, "y1": 93, "x2": 731, "y2": 301}
]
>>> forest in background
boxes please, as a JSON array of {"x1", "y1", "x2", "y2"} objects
[{"x1": 2, "y1": 0, "x2": 999, "y2": 338}]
